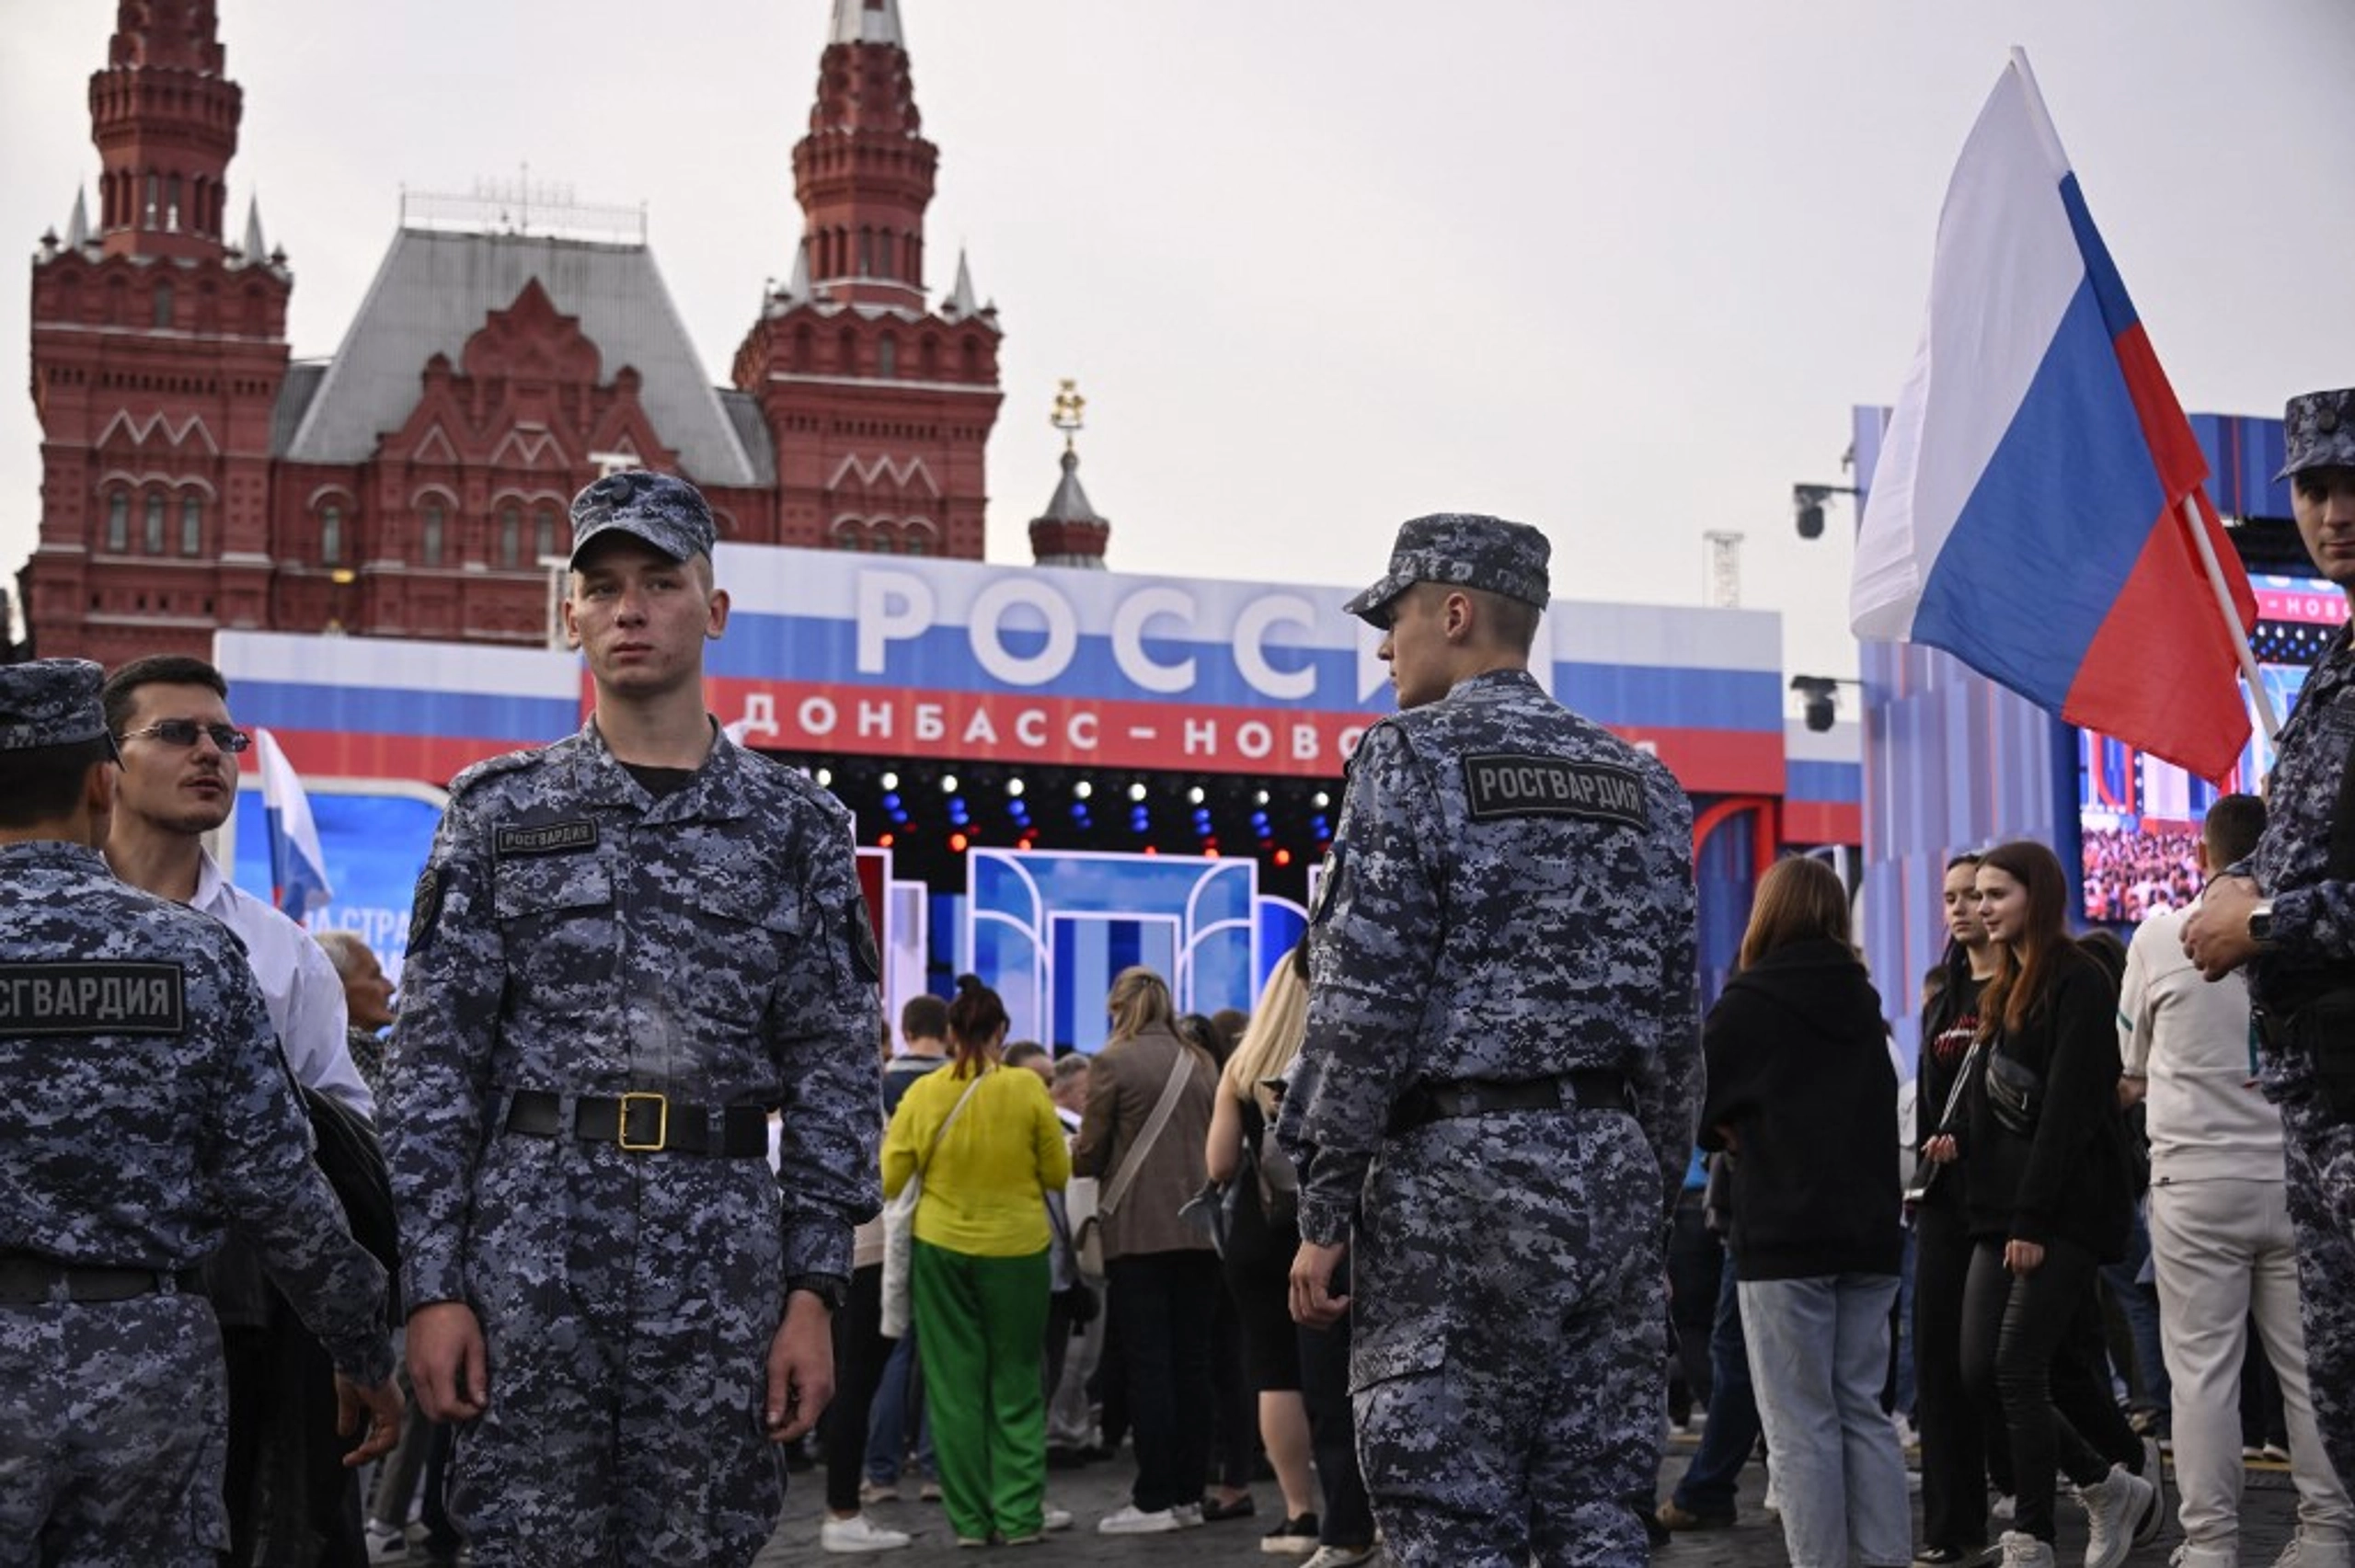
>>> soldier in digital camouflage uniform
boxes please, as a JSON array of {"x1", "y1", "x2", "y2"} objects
[
  {"x1": 384, "y1": 471, "x2": 883, "y2": 1568},
  {"x1": 1276, "y1": 515, "x2": 1703, "y2": 1566},
  {"x1": 0, "y1": 658, "x2": 400, "y2": 1566},
  {"x1": 2185, "y1": 389, "x2": 2355, "y2": 1495}
]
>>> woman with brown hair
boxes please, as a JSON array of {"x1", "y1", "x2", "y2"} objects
[
  {"x1": 1074, "y1": 966, "x2": 1219, "y2": 1535},
  {"x1": 1699, "y1": 855, "x2": 1910, "y2": 1568},
  {"x1": 1923, "y1": 840, "x2": 2146, "y2": 1568}
]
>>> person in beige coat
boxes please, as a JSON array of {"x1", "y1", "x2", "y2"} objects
[{"x1": 1074, "y1": 967, "x2": 1219, "y2": 1535}]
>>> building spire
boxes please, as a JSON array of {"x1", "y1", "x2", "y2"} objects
[
  {"x1": 63, "y1": 189, "x2": 90, "y2": 250},
  {"x1": 795, "y1": 0, "x2": 936, "y2": 309},
  {"x1": 241, "y1": 196, "x2": 267, "y2": 264},
  {"x1": 89, "y1": 0, "x2": 246, "y2": 260},
  {"x1": 830, "y1": 0, "x2": 905, "y2": 46},
  {"x1": 944, "y1": 248, "x2": 978, "y2": 317},
  {"x1": 1030, "y1": 381, "x2": 1110, "y2": 568}
]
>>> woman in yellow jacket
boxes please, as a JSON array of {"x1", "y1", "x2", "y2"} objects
[{"x1": 881, "y1": 978, "x2": 1073, "y2": 1547}]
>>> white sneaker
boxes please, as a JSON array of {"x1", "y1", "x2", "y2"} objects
[
  {"x1": 1992, "y1": 1494, "x2": 2017, "y2": 1522},
  {"x1": 821, "y1": 1514, "x2": 913, "y2": 1554},
  {"x1": 1173, "y1": 1503, "x2": 1205, "y2": 1528},
  {"x1": 1763, "y1": 1479, "x2": 1782, "y2": 1516},
  {"x1": 2075, "y1": 1463, "x2": 2156, "y2": 1568},
  {"x1": 366, "y1": 1524, "x2": 412, "y2": 1563},
  {"x1": 1097, "y1": 1505, "x2": 1182, "y2": 1535},
  {"x1": 1299, "y1": 1548, "x2": 1379, "y2": 1568},
  {"x1": 2170, "y1": 1544, "x2": 2236, "y2": 1568},
  {"x1": 2138, "y1": 1436, "x2": 2168, "y2": 1547},
  {"x1": 1041, "y1": 1505, "x2": 1073, "y2": 1532},
  {"x1": 1895, "y1": 1412, "x2": 1922, "y2": 1451},
  {"x1": 2000, "y1": 1533, "x2": 2057, "y2": 1568},
  {"x1": 2275, "y1": 1538, "x2": 2355, "y2": 1568}
]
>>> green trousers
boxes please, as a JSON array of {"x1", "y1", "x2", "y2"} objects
[{"x1": 910, "y1": 1239, "x2": 1051, "y2": 1542}]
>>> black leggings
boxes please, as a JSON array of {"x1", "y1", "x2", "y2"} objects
[{"x1": 1959, "y1": 1237, "x2": 2113, "y2": 1543}]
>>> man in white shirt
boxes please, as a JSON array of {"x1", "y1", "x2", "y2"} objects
[
  {"x1": 100, "y1": 653, "x2": 379, "y2": 1565},
  {"x1": 2121, "y1": 794, "x2": 2352, "y2": 1568}
]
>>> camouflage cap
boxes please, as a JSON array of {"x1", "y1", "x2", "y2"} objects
[
  {"x1": 2280, "y1": 389, "x2": 2355, "y2": 480},
  {"x1": 0, "y1": 658, "x2": 109, "y2": 752},
  {"x1": 1343, "y1": 512, "x2": 1553, "y2": 626},
  {"x1": 568, "y1": 470, "x2": 717, "y2": 568}
]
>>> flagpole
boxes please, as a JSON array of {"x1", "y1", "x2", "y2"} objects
[{"x1": 2178, "y1": 492, "x2": 2283, "y2": 741}]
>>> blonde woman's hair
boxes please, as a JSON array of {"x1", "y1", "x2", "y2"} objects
[
  {"x1": 1106, "y1": 966, "x2": 1177, "y2": 1044},
  {"x1": 1221, "y1": 944, "x2": 1310, "y2": 1116}
]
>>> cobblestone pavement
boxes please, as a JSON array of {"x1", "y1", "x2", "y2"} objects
[{"x1": 747, "y1": 1432, "x2": 2310, "y2": 1565}]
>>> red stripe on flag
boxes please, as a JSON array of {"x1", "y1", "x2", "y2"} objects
[
  {"x1": 2112, "y1": 323, "x2": 2257, "y2": 626},
  {"x1": 2063, "y1": 498, "x2": 2253, "y2": 784}
]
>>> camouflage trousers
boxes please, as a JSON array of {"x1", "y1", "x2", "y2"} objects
[
  {"x1": 0, "y1": 1290, "x2": 227, "y2": 1568},
  {"x1": 2280, "y1": 1088, "x2": 2355, "y2": 1494},
  {"x1": 450, "y1": 1137, "x2": 787, "y2": 1567},
  {"x1": 1349, "y1": 1106, "x2": 1663, "y2": 1568}
]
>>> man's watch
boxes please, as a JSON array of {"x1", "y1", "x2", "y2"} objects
[
  {"x1": 2248, "y1": 900, "x2": 2277, "y2": 945},
  {"x1": 786, "y1": 1273, "x2": 849, "y2": 1312}
]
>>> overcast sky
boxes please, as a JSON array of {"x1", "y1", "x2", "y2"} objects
[{"x1": 7, "y1": 0, "x2": 2353, "y2": 696}]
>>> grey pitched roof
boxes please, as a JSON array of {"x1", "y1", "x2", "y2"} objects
[
  {"x1": 718, "y1": 391, "x2": 777, "y2": 487},
  {"x1": 832, "y1": 0, "x2": 904, "y2": 45},
  {"x1": 278, "y1": 228, "x2": 759, "y2": 487},
  {"x1": 270, "y1": 361, "x2": 327, "y2": 455}
]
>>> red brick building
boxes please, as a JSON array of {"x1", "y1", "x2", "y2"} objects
[{"x1": 24, "y1": 0, "x2": 1026, "y2": 665}]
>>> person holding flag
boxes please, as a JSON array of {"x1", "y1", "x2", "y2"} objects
[{"x1": 2184, "y1": 390, "x2": 2355, "y2": 1501}]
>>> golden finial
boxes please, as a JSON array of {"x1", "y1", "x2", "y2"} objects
[{"x1": 1051, "y1": 378, "x2": 1086, "y2": 453}]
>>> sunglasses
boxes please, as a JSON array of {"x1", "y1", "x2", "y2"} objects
[{"x1": 120, "y1": 719, "x2": 252, "y2": 753}]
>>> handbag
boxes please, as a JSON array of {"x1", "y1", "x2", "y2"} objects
[
  {"x1": 879, "y1": 1070, "x2": 987, "y2": 1339},
  {"x1": 1073, "y1": 1047, "x2": 1195, "y2": 1275},
  {"x1": 1983, "y1": 1045, "x2": 2041, "y2": 1138}
]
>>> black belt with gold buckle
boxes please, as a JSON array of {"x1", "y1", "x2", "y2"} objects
[{"x1": 503, "y1": 1090, "x2": 769, "y2": 1157}]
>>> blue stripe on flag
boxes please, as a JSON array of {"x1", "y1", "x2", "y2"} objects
[
  {"x1": 1911, "y1": 279, "x2": 2167, "y2": 710},
  {"x1": 2058, "y1": 174, "x2": 2139, "y2": 340}
]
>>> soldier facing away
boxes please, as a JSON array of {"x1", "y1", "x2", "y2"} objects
[
  {"x1": 1278, "y1": 514, "x2": 1703, "y2": 1566},
  {"x1": 2184, "y1": 388, "x2": 2355, "y2": 1496},
  {"x1": 0, "y1": 658, "x2": 400, "y2": 1565},
  {"x1": 384, "y1": 471, "x2": 884, "y2": 1567}
]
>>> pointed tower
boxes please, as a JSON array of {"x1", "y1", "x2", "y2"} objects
[
  {"x1": 89, "y1": 0, "x2": 245, "y2": 261},
  {"x1": 1030, "y1": 381, "x2": 1109, "y2": 568},
  {"x1": 733, "y1": 0, "x2": 1002, "y2": 558},
  {"x1": 25, "y1": 0, "x2": 292, "y2": 662}
]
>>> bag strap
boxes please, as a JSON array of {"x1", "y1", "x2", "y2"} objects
[
  {"x1": 915, "y1": 1070, "x2": 990, "y2": 1184},
  {"x1": 1100, "y1": 1046, "x2": 1196, "y2": 1219}
]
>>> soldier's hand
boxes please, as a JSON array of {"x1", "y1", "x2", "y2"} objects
[
  {"x1": 407, "y1": 1300, "x2": 489, "y2": 1423},
  {"x1": 764, "y1": 1290, "x2": 835, "y2": 1444},
  {"x1": 337, "y1": 1374, "x2": 406, "y2": 1467},
  {"x1": 1289, "y1": 1238, "x2": 1350, "y2": 1329},
  {"x1": 2182, "y1": 875, "x2": 2261, "y2": 980}
]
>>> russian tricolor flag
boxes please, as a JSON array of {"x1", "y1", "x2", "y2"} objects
[
  {"x1": 255, "y1": 727, "x2": 334, "y2": 921},
  {"x1": 1851, "y1": 52, "x2": 2257, "y2": 785}
]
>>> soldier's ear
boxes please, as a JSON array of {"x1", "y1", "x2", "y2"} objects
[{"x1": 84, "y1": 757, "x2": 116, "y2": 848}]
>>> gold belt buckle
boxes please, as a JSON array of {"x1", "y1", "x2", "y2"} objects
[{"x1": 618, "y1": 1092, "x2": 669, "y2": 1152}]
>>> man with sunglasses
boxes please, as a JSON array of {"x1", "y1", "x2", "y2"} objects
[
  {"x1": 0, "y1": 658, "x2": 401, "y2": 1563},
  {"x1": 100, "y1": 653, "x2": 380, "y2": 1566}
]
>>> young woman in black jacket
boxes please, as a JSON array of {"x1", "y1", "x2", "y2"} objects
[{"x1": 1922, "y1": 841, "x2": 2145, "y2": 1568}]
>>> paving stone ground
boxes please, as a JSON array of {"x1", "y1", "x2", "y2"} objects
[{"x1": 746, "y1": 1429, "x2": 2310, "y2": 1565}]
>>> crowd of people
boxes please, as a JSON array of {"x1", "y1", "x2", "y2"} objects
[
  {"x1": 2083, "y1": 828, "x2": 2205, "y2": 925},
  {"x1": 8, "y1": 424, "x2": 2355, "y2": 1568}
]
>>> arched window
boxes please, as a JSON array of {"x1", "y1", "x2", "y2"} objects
[
  {"x1": 837, "y1": 329, "x2": 859, "y2": 375},
  {"x1": 144, "y1": 172, "x2": 159, "y2": 229},
  {"x1": 793, "y1": 325, "x2": 815, "y2": 372},
  {"x1": 499, "y1": 506, "x2": 521, "y2": 568},
  {"x1": 857, "y1": 227, "x2": 873, "y2": 276},
  {"x1": 105, "y1": 492, "x2": 129, "y2": 553},
  {"x1": 144, "y1": 493, "x2": 166, "y2": 554},
  {"x1": 152, "y1": 282, "x2": 174, "y2": 329},
  {"x1": 877, "y1": 333, "x2": 899, "y2": 380},
  {"x1": 902, "y1": 532, "x2": 929, "y2": 557},
  {"x1": 320, "y1": 503, "x2": 343, "y2": 565},
  {"x1": 166, "y1": 174, "x2": 182, "y2": 232},
  {"x1": 179, "y1": 495, "x2": 201, "y2": 556},
  {"x1": 873, "y1": 229, "x2": 892, "y2": 280},
  {"x1": 419, "y1": 502, "x2": 445, "y2": 567},
  {"x1": 534, "y1": 506, "x2": 557, "y2": 563}
]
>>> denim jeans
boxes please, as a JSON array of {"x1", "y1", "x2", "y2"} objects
[
  {"x1": 864, "y1": 1325, "x2": 934, "y2": 1485},
  {"x1": 1739, "y1": 1274, "x2": 1913, "y2": 1568},
  {"x1": 1672, "y1": 1264, "x2": 1761, "y2": 1516}
]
